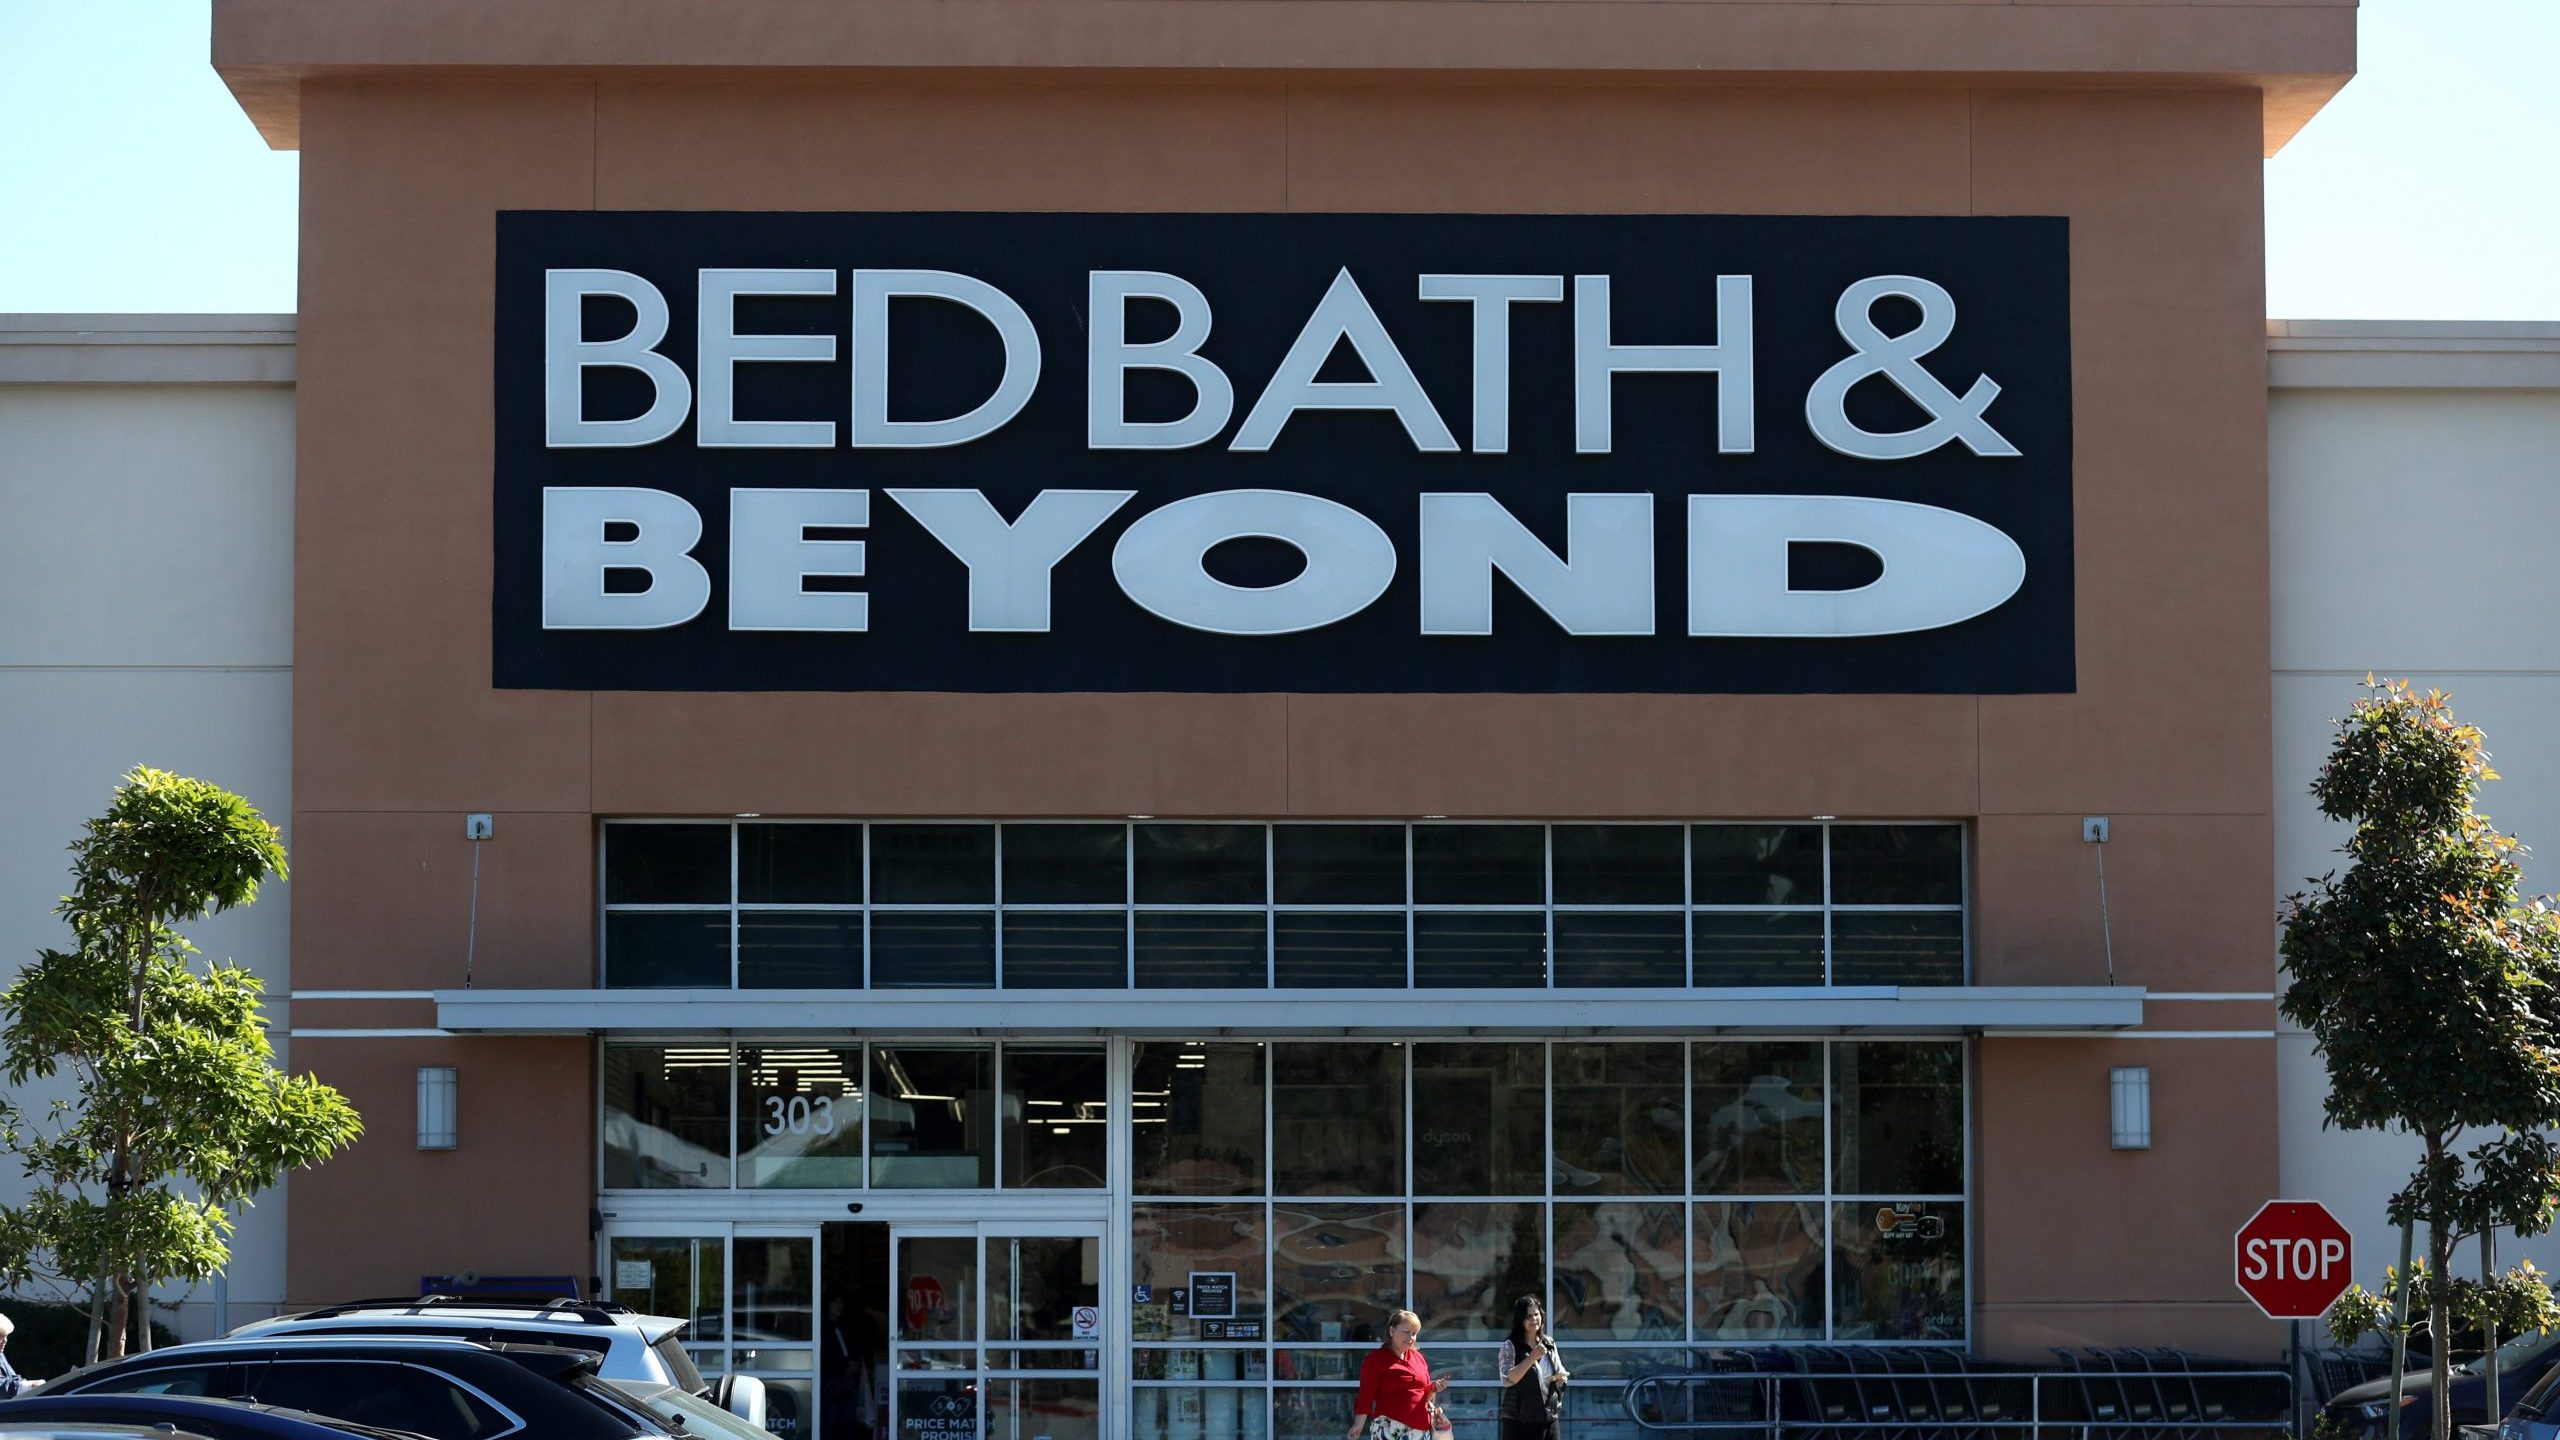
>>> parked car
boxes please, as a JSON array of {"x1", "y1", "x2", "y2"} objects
[
  {"x1": 0, "y1": 1426, "x2": 220, "y2": 1439},
  {"x1": 225, "y1": 1298, "x2": 759, "y2": 1424},
  {"x1": 2498, "y1": 1360, "x2": 2560, "y2": 1440},
  {"x1": 0, "y1": 1393, "x2": 428, "y2": 1440},
  {"x1": 2328, "y1": 1328, "x2": 2560, "y2": 1440},
  {"x1": 32, "y1": 1335, "x2": 660, "y2": 1440}
]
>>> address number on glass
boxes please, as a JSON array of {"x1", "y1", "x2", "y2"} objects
[{"x1": 763, "y1": 1095, "x2": 837, "y2": 1136}]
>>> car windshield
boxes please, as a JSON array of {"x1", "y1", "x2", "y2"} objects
[
  {"x1": 2468, "y1": 1326, "x2": 2560, "y2": 1376},
  {"x1": 607, "y1": 1381, "x2": 775, "y2": 1440}
]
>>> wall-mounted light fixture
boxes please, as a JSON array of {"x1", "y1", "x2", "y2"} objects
[
  {"x1": 2110, "y1": 1065, "x2": 2151, "y2": 1150},
  {"x1": 418, "y1": 1066, "x2": 458, "y2": 1150}
]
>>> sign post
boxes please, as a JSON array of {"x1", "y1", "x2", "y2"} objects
[{"x1": 2235, "y1": 1200, "x2": 2356, "y2": 1319}]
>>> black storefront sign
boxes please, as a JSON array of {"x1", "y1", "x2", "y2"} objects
[{"x1": 495, "y1": 211, "x2": 2072, "y2": 693}]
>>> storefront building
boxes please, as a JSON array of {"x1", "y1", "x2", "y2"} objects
[{"x1": 183, "y1": 1, "x2": 2368, "y2": 1435}]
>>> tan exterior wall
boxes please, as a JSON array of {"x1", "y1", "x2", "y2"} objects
[{"x1": 262, "y1": 2, "x2": 2303, "y2": 1347}]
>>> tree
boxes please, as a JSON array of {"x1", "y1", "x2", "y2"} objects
[
  {"x1": 0, "y1": 768, "x2": 362, "y2": 1362},
  {"x1": 2284, "y1": 681, "x2": 2560, "y2": 1440}
]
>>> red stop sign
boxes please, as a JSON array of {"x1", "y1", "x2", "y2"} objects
[{"x1": 2235, "y1": 1200, "x2": 2355, "y2": 1319}]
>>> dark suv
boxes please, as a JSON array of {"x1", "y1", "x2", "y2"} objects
[{"x1": 27, "y1": 1337, "x2": 661, "y2": 1440}]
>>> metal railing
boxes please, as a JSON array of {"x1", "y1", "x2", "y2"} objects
[{"x1": 1622, "y1": 1358, "x2": 2294, "y2": 1440}]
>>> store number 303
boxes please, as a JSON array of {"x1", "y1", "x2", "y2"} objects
[{"x1": 763, "y1": 1095, "x2": 837, "y2": 1136}]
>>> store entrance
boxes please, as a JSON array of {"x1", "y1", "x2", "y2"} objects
[
  {"x1": 891, "y1": 1223, "x2": 1104, "y2": 1440},
  {"x1": 821, "y1": 1222, "x2": 892, "y2": 1440}
]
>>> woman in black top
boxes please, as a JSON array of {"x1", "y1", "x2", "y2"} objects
[{"x1": 1496, "y1": 1295, "x2": 1570, "y2": 1440}]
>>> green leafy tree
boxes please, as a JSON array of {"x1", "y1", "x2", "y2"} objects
[
  {"x1": 2284, "y1": 682, "x2": 2560, "y2": 1440},
  {"x1": 0, "y1": 768, "x2": 362, "y2": 1362}
]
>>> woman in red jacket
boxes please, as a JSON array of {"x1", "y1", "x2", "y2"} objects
[{"x1": 1345, "y1": 1308, "x2": 1449, "y2": 1440}]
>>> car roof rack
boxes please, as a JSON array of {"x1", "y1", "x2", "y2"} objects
[{"x1": 286, "y1": 1295, "x2": 633, "y2": 1326}]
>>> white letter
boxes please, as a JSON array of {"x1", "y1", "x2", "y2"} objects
[
  {"x1": 729, "y1": 489, "x2": 870, "y2": 631},
  {"x1": 2243, "y1": 1238, "x2": 2268, "y2": 1281},
  {"x1": 1417, "y1": 275, "x2": 1563, "y2": 453},
  {"x1": 1231, "y1": 268, "x2": 1457, "y2": 453},
  {"x1": 1419, "y1": 493, "x2": 1653, "y2": 636},
  {"x1": 1687, "y1": 495, "x2": 2024, "y2": 638},
  {"x1": 545, "y1": 270, "x2": 691, "y2": 448},
  {"x1": 542, "y1": 487, "x2": 710, "y2": 628},
  {"x1": 1575, "y1": 274, "x2": 1753, "y2": 454},
  {"x1": 887, "y1": 489, "x2": 1135, "y2": 632},
  {"x1": 698, "y1": 268, "x2": 838, "y2": 448},
  {"x1": 1112, "y1": 490, "x2": 1396, "y2": 636},
  {"x1": 1089, "y1": 272, "x2": 1235, "y2": 449},
  {"x1": 851, "y1": 270, "x2": 1042, "y2": 448}
]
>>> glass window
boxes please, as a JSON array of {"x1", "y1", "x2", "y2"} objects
[
  {"x1": 1003, "y1": 912, "x2": 1127, "y2": 988},
  {"x1": 737, "y1": 912, "x2": 858, "y2": 988},
  {"x1": 1691, "y1": 824, "x2": 1823, "y2": 907},
  {"x1": 1552, "y1": 825, "x2": 1683, "y2": 904},
  {"x1": 1274, "y1": 913, "x2": 1406, "y2": 988},
  {"x1": 869, "y1": 1046, "x2": 995, "y2": 1188},
  {"x1": 871, "y1": 824, "x2": 995, "y2": 904},
  {"x1": 1135, "y1": 1351, "x2": 1268, "y2": 1380},
  {"x1": 1552, "y1": 1201, "x2": 1686, "y2": 1341},
  {"x1": 1272, "y1": 1043, "x2": 1403, "y2": 1196},
  {"x1": 739, "y1": 823, "x2": 860, "y2": 904},
  {"x1": 253, "y1": 1362, "x2": 514, "y2": 1440},
  {"x1": 1694, "y1": 1042, "x2": 1824, "y2": 1196},
  {"x1": 1410, "y1": 1202, "x2": 1544, "y2": 1342},
  {"x1": 870, "y1": 912, "x2": 995, "y2": 988},
  {"x1": 1136, "y1": 912, "x2": 1267, "y2": 988},
  {"x1": 896, "y1": 1235, "x2": 975, "y2": 1343},
  {"x1": 607, "y1": 1236, "x2": 723, "y2": 1341},
  {"x1": 1003, "y1": 823, "x2": 1127, "y2": 903},
  {"x1": 991, "y1": 1379, "x2": 1101, "y2": 1440},
  {"x1": 605, "y1": 912, "x2": 730, "y2": 988},
  {"x1": 1693, "y1": 912, "x2": 1823, "y2": 987},
  {"x1": 603, "y1": 1044, "x2": 731, "y2": 1189},
  {"x1": 1131, "y1": 1202, "x2": 1268, "y2": 1342},
  {"x1": 1273, "y1": 824, "x2": 1405, "y2": 905},
  {"x1": 738, "y1": 1044, "x2": 862, "y2": 1188},
  {"x1": 1413, "y1": 913, "x2": 1544, "y2": 988},
  {"x1": 1551, "y1": 1043, "x2": 1684, "y2": 1196},
  {"x1": 607, "y1": 824, "x2": 730, "y2": 905},
  {"x1": 1412, "y1": 1043, "x2": 1544, "y2": 1197},
  {"x1": 1830, "y1": 824, "x2": 1963, "y2": 905},
  {"x1": 1136, "y1": 824, "x2": 1267, "y2": 904},
  {"x1": 1832, "y1": 912, "x2": 1964, "y2": 986},
  {"x1": 1134, "y1": 1042, "x2": 1265, "y2": 1196},
  {"x1": 1696, "y1": 1200, "x2": 1825, "y2": 1340},
  {"x1": 1552, "y1": 912, "x2": 1685, "y2": 987},
  {"x1": 67, "y1": 1363, "x2": 238, "y2": 1397},
  {"x1": 1005, "y1": 1044, "x2": 1108, "y2": 1188},
  {"x1": 1142, "y1": 1386, "x2": 1273, "y2": 1440},
  {"x1": 1832, "y1": 1042, "x2": 1965, "y2": 1195},
  {"x1": 990, "y1": 1235, "x2": 1101, "y2": 1342},
  {"x1": 1274, "y1": 1203, "x2": 1405, "y2": 1344},
  {"x1": 1412, "y1": 825, "x2": 1543, "y2": 905},
  {"x1": 1831, "y1": 1201, "x2": 1964, "y2": 1340}
]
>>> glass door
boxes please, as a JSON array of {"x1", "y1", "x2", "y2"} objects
[
  {"x1": 892, "y1": 1224, "x2": 1103, "y2": 1440},
  {"x1": 735, "y1": 1227, "x2": 822, "y2": 1438}
]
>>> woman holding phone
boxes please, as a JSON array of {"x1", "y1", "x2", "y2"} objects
[
  {"x1": 1497, "y1": 1296, "x2": 1570, "y2": 1440},
  {"x1": 1348, "y1": 1309, "x2": 1449, "y2": 1440}
]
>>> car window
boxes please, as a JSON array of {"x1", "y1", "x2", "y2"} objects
[
  {"x1": 2518, "y1": 1363, "x2": 2560, "y2": 1418},
  {"x1": 66, "y1": 1362, "x2": 243, "y2": 1397},
  {"x1": 251, "y1": 1360, "x2": 518, "y2": 1440},
  {"x1": 648, "y1": 1334, "x2": 704, "y2": 1392}
]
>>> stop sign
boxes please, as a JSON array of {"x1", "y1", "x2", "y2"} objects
[{"x1": 2235, "y1": 1200, "x2": 2355, "y2": 1319}]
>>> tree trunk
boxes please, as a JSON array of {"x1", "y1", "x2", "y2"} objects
[
  {"x1": 103, "y1": 1280, "x2": 130, "y2": 1361},
  {"x1": 2484, "y1": 1227, "x2": 2500, "y2": 1428},
  {"x1": 82, "y1": 1282, "x2": 106, "y2": 1367},
  {"x1": 2393, "y1": 1218, "x2": 2415, "y2": 1435},
  {"x1": 2429, "y1": 1147, "x2": 2455, "y2": 1440}
]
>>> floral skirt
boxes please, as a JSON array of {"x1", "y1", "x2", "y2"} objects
[{"x1": 1366, "y1": 1418, "x2": 1433, "y2": 1440}]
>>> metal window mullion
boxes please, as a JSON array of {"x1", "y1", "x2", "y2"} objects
[
  {"x1": 728, "y1": 1041, "x2": 740, "y2": 1191},
  {"x1": 858, "y1": 825, "x2": 872, "y2": 991},
  {"x1": 1682, "y1": 1040, "x2": 1696, "y2": 1341},
  {"x1": 1821, "y1": 824, "x2": 1835, "y2": 987},
  {"x1": 1125, "y1": 823, "x2": 1138, "y2": 988},
  {"x1": 1543, "y1": 822, "x2": 1555, "y2": 989},
  {"x1": 860, "y1": 1040, "x2": 872, "y2": 1191},
  {"x1": 1683, "y1": 824, "x2": 1696, "y2": 988},
  {"x1": 992, "y1": 1042, "x2": 1006, "y2": 1189},
  {"x1": 1266, "y1": 823, "x2": 1278, "y2": 990},
  {"x1": 730, "y1": 823, "x2": 743, "y2": 990},
  {"x1": 1822, "y1": 1037, "x2": 1836, "y2": 1342},
  {"x1": 993, "y1": 823, "x2": 1006, "y2": 989},
  {"x1": 1405, "y1": 823, "x2": 1417, "y2": 989}
]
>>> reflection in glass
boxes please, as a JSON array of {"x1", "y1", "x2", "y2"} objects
[
  {"x1": 1552, "y1": 912, "x2": 1685, "y2": 987},
  {"x1": 754, "y1": 1377, "x2": 814, "y2": 1439},
  {"x1": 1001, "y1": 823, "x2": 1126, "y2": 903},
  {"x1": 1274, "y1": 1204, "x2": 1405, "y2": 1343},
  {"x1": 1552, "y1": 1201, "x2": 1686, "y2": 1341},
  {"x1": 1001, "y1": 912, "x2": 1126, "y2": 989},
  {"x1": 1829, "y1": 824, "x2": 1963, "y2": 905},
  {"x1": 1274, "y1": 913, "x2": 1406, "y2": 988},
  {"x1": 1832, "y1": 912, "x2": 1965, "y2": 986},
  {"x1": 606, "y1": 823, "x2": 731, "y2": 905},
  {"x1": 990, "y1": 1379, "x2": 1099, "y2": 1440},
  {"x1": 870, "y1": 1046, "x2": 995, "y2": 1188},
  {"x1": 1692, "y1": 912, "x2": 1823, "y2": 987},
  {"x1": 1413, "y1": 913, "x2": 1544, "y2": 988},
  {"x1": 1004, "y1": 1045, "x2": 1107, "y2": 1189},
  {"x1": 739, "y1": 823, "x2": 860, "y2": 904},
  {"x1": 605, "y1": 912, "x2": 730, "y2": 988},
  {"x1": 738, "y1": 1044, "x2": 862, "y2": 1188},
  {"x1": 1135, "y1": 823, "x2": 1267, "y2": 904},
  {"x1": 1136, "y1": 913, "x2": 1267, "y2": 988},
  {"x1": 1140, "y1": 1387, "x2": 1272, "y2": 1440},
  {"x1": 896, "y1": 1236, "x2": 978, "y2": 1343},
  {"x1": 604, "y1": 1044, "x2": 731, "y2": 1189},
  {"x1": 607, "y1": 1236, "x2": 723, "y2": 1334},
  {"x1": 869, "y1": 912, "x2": 995, "y2": 988},
  {"x1": 1133, "y1": 1043, "x2": 1265, "y2": 1196},
  {"x1": 1694, "y1": 1042, "x2": 1824, "y2": 1195},
  {"x1": 1695, "y1": 1200, "x2": 1825, "y2": 1340},
  {"x1": 871, "y1": 824, "x2": 995, "y2": 904},
  {"x1": 1832, "y1": 1201, "x2": 1965, "y2": 1340},
  {"x1": 896, "y1": 1377, "x2": 978, "y2": 1439},
  {"x1": 1552, "y1": 825, "x2": 1684, "y2": 904},
  {"x1": 737, "y1": 913, "x2": 858, "y2": 988},
  {"x1": 1131, "y1": 1203, "x2": 1267, "y2": 1342},
  {"x1": 1832, "y1": 1042, "x2": 1965, "y2": 1195},
  {"x1": 1271, "y1": 1385, "x2": 1352, "y2": 1440},
  {"x1": 1412, "y1": 825, "x2": 1544, "y2": 904},
  {"x1": 1552, "y1": 1044, "x2": 1684, "y2": 1196},
  {"x1": 1410, "y1": 1203, "x2": 1544, "y2": 1342},
  {"x1": 1273, "y1": 824, "x2": 1406, "y2": 905},
  {"x1": 1272, "y1": 1044, "x2": 1402, "y2": 1196},
  {"x1": 1134, "y1": 1350, "x2": 1267, "y2": 1381},
  {"x1": 990, "y1": 1235, "x2": 1100, "y2": 1342},
  {"x1": 1691, "y1": 825, "x2": 1823, "y2": 906},
  {"x1": 734, "y1": 1235, "x2": 815, "y2": 1343},
  {"x1": 1412, "y1": 1044, "x2": 1544, "y2": 1197}
]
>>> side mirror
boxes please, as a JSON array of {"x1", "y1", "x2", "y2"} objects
[{"x1": 715, "y1": 1372, "x2": 768, "y2": 1425}]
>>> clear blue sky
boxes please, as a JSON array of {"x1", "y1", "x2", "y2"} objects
[{"x1": 0, "y1": 0, "x2": 2553, "y2": 319}]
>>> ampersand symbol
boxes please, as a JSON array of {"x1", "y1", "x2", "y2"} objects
[{"x1": 1805, "y1": 275, "x2": 2021, "y2": 461}]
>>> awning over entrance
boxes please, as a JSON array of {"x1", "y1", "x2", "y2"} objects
[{"x1": 433, "y1": 985, "x2": 2142, "y2": 1036}]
